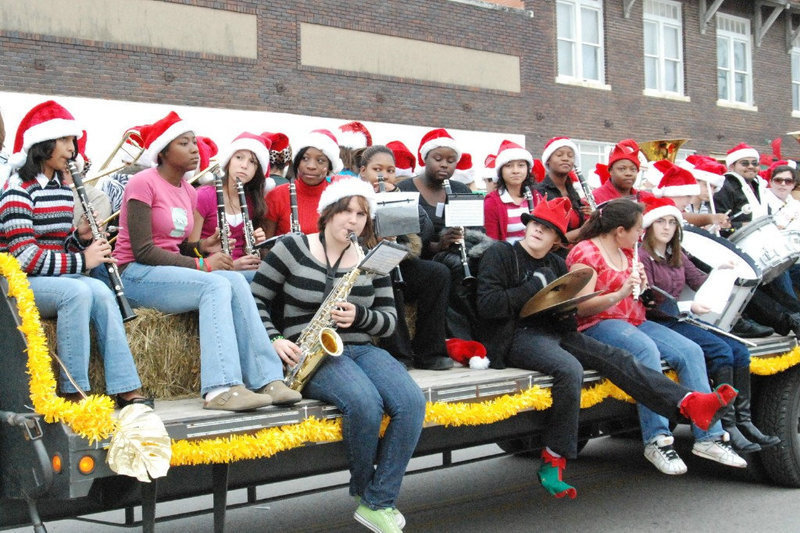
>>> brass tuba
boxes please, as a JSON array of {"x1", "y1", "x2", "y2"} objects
[{"x1": 638, "y1": 139, "x2": 688, "y2": 163}]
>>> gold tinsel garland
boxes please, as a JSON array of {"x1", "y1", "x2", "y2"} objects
[{"x1": 1, "y1": 252, "x2": 797, "y2": 465}]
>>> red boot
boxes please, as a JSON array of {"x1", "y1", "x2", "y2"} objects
[{"x1": 679, "y1": 384, "x2": 738, "y2": 431}]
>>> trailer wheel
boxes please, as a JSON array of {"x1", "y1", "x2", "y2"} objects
[{"x1": 753, "y1": 366, "x2": 800, "y2": 487}]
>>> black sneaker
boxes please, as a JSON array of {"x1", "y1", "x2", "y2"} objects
[
  {"x1": 731, "y1": 318, "x2": 774, "y2": 338},
  {"x1": 415, "y1": 356, "x2": 454, "y2": 370}
]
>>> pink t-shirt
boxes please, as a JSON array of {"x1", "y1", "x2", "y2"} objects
[
  {"x1": 114, "y1": 167, "x2": 196, "y2": 266},
  {"x1": 195, "y1": 185, "x2": 249, "y2": 260}
]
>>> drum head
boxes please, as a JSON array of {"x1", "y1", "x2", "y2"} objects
[{"x1": 681, "y1": 225, "x2": 761, "y2": 281}]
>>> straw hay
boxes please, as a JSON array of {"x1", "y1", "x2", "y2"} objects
[{"x1": 42, "y1": 308, "x2": 201, "y2": 399}]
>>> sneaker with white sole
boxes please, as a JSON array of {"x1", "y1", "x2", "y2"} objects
[
  {"x1": 692, "y1": 438, "x2": 747, "y2": 468},
  {"x1": 353, "y1": 504, "x2": 403, "y2": 532},
  {"x1": 644, "y1": 435, "x2": 688, "y2": 475},
  {"x1": 354, "y1": 496, "x2": 405, "y2": 529}
]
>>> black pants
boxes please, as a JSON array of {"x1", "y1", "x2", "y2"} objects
[
  {"x1": 506, "y1": 326, "x2": 690, "y2": 459},
  {"x1": 380, "y1": 257, "x2": 450, "y2": 362},
  {"x1": 744, "y1": 282, "x2": 800, "y2": 335}
]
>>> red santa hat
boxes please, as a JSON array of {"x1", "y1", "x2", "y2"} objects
[
  {"x1": 607, "y1": 139, "x2": 641, "y2": 170},
  {"x1": 651, "y1": 161, "x2": 700, "y2": 197},
  {"x1": 417, "y1": 128, "x2": 461, "y2": 167},
  {"x1": 445, "y1": 338, "x2": 489, "y2": 369},
  {"x1": 452, "y1": 152, "x2": 475, "y2": 185},
  {"x1": 595, "y1": 162, "x2": 610, "y2": 184},
  {"x1": 317, "y1": 177, "x2": 377, "y2": 215},
  {"x1": 10, "y1": 100, "x2": 83, "y2": 169},
  {"x1": 196, "y1": 136, "x2": 218, "y2": 171},
  {"x1": 337, "y1": 121, "x2": 372, "y2": 149},
  {"x1": 387, "y1": 140, "x2": 416, "y2": 177},
  {"x1": 295, "y1": 129, "x2": 343, "y2": 173},
  {"x1": 541, "y1": 136, "x2": 578, "y2": 168},
  {"x1": 679, "y1": 155, "x2": 726, "y2": 189},
  {"x1": 531, "y1": 159, "x2": 546, "y2": 183},
  {"x1": 642, "y1": 195, "x2": 683, "y2": 229},
  {"x1": 262, "y1": 132, "x2": 292, "y2": 169},
  {"x1": 140, "y1": 111, "x2": 193, "y2": 167},
  {"x1": 765, "y1": 159, "x2": 798, "y2": 182},
  {"x1": 218, "y1": 132, "x2": 271, "y2": 176},
  {"x1": 725, "y1": 142, "x2": 759, "y2": 167},
  {"x1": 495, "y1": 139, "x2": 533, "y2": 176},
  {"x1": 74, "y1": 130, "x2": 90, "y2": 174},
  {"x1": 520, "y1": 197, "x2": 572, "y2": 243}
]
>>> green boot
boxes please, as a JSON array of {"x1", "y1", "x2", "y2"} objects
[{"x1": 537, "y1": 449, "x2": 577, "y2": 499}]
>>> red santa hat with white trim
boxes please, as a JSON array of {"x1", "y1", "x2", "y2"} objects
[
  {"x1": 725, "y1": 142, "x2": 759, "y2": 167},
  {"x1": 417, "y1": 128, "x2": 461, "y2": 167},
  {"x1": 541, "y1": 136, "x2": 578, "y2": 168},
  {"x1": 317, "y1": 177, "x2": 377, "y2": 215},
  {"x1": 446, "y1": 338, "x2": 489, "y2": 369},
  {"x1": 451, "y1": 152, "x2": 475, "y2": 185},
  {"x1": 337, "y1": 121, "x2": 372, "y2": 149},
  {"x1": 140, "y1": 111, "x2": 194, "y2": 167},
  {"x1": 642, "y1": 195, "x2": 683, "y2": 229},
  {"x1": 295, "y1": 129, "x2": 343, "y2": 173},
  {"x1": 9, "y1": 100, "x2": 83, "y2": 169},
  {"x1": 387, "y1": 140, "x2": 416, "y2": 177},
  {"x1": 678, "y1": 155, "x2": 726, "y2": 189},
  {"x1": 218, "y1": 132, "x2": 271, "y2": 176},
  {"x1": 494, "y1": 139, "x2": 533, "y2": 179},
  {"x1": 653, "y1": 162, "x2": 700, "y2": 197}
]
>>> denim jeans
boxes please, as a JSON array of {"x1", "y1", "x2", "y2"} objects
[
  {"x1": 584, "y1": 319, "x2": 724, "y2": 443},
  {"x1": 106, "y1": 263, "x2": 284, "y2": 395},
  {"x1": 658, "y1": 319, "x2": 750, "y2": 373},
  {"x1": 29, "y1": 274, "x2": 142, "y2": 395},
  {"x1": 303, "y1": 344, "x2": 426, "y2": 510}
]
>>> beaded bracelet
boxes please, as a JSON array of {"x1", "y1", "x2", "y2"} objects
[
  {"x1": 270, "y1": 335, "x2": 285, "y2": 342},
  {"x1": 197, "y1": 257, "x2": 205, "y2": 271}
]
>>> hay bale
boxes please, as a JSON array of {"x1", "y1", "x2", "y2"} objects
[{"x1": 42, "y1": 308, "x2": 201, "y2": 399}]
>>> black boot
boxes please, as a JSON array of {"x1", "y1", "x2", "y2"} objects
[
  {"x1": 733, "y1": 366, "x2": 781, "y2": 449},
  {"x1": 711, "y1": 367, "x2": 761, "y2": 453}
]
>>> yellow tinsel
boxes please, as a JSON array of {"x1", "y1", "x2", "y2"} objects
[
  {"x1": 751, "y1": 346, "x2": 800, "y2": 376},
  {"x1": 4, "y1": 250, "x2": 800, "y2": 466}
]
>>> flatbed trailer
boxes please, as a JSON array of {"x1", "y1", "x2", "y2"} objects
[{"x1": 2, "y1": 274, "x2": 800, "y2": 532}]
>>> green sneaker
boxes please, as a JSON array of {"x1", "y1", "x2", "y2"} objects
[
  {"x1": 354, "y1": 504, "x2": 403, "y2": 532},
  {"x1": 354, "y1": 496, "x2": 405, "y2": 529}
]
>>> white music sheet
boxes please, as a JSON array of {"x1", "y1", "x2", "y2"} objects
[
  {"x1": 359, "y1": 241, "x2": 408, "y2": 276},
  {"x1": 445, "y1": 195, "x2": 484, "y2": 227}
]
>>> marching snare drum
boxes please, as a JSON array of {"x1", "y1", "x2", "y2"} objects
[
  {"x1": 729, "y1": 216, "x2": 800, "y2": 283},
  {"x1": 680, "y1": 224, "x2": 762, "y2": 332}
]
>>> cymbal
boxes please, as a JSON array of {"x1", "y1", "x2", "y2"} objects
[{"x1": 519, "y1": 269, "x2": 598, "y2": 318}]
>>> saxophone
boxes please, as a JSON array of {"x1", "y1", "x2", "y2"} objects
[{"x1": 283, "y1": 233, "x2": 364, "y2": 391}]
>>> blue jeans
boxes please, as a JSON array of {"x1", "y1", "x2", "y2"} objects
[
  {"x1": 659, "y1": 320, "x2": 750, "y2": 373},
  {"x1": 584, "y1": 319, "x2": 724, "y2": 443},
  {"x1": 303, "y1": 344, "x2": 426, "y2": 510},
  {"x1": 29, "y1": 274, "x2": 142, "y2": 395},
  {"x1": 107, "y1": 263, "x2": 284, "y2": 395}
]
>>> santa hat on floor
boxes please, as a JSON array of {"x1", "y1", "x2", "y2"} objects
[
  {"x1": 678, "y1": 155, "x2": 726, "y2": 189},
  {"x1": 725, "y1": 143, "x2": 759, "y2": 167},
  {"x1": 140, "y1": 111, "x2": 193, "y2": 167},
  {"x1": 446, "y1": 338, "x2": 489, "y2": 369},
  {"x1": 541, "y1": 136, "x2": 578, "y2": 168},
  {"x1": 651, "y1": 161, "x2": 700, "y2": 197},
  {"x1": 317, "y1": 177, "x2": 376, "y2": 215},
  {"x1": 607, "y1": 139, "x2": 641, "y2": 170},
  {"x1": 387, "y1": 140, "x2": 416, "y2": 177},
  {"x1": 294, "y1": 129, "x2": 343, "y2": 173},
  {"x1": 418, "y1": 128, "x2": 461, "y2": 167},
  {"x1": 217, "y1": 132, "x2": 271, "y2": 176},
  {"x1": 642, "y1": 195, "x2": 683, "y2": 228},
  {"x1": 337, "y1": 121, "x2": 372, "y2": 149},
  {"x1": 521, "y1": 197, "x2": 572, "y2": 243},
  {"x1": 9, "y1": 100, "x2": 83, "y2": 169},
  {"x1": 495, "y1": 139, "x2": 533, "y2": 177}
]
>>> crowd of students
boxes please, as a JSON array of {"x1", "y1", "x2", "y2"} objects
[{"x1": 2, "y1": 100, "x2": 795, "y2": 532}]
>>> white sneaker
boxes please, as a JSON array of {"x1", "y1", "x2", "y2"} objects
[
  {"x1": 644, "y1": 435, "x2": 688, "y2": 475},
  {"x1": 692, "y1": 438, "x2": 748, "y2": 468}
]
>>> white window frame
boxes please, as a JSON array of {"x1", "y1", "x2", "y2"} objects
[
  {"x1": 716, "y1": 13, "x2": 756, "y2": 110},
  {"x1": 792, "y1": 47, "x2": 800, "y2": 116},
  {"x1": 573, "y1": 139, "x2": 614, "y2": 188},
  {"x1": 555, "y1": 0, "x2": 609, "y2": 90},
  {"x1": 642, "y1": 0, "x2": 688, "y2": 101}
]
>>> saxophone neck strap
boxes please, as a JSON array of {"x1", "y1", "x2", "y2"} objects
[{"x1": 319, "y1": 232, "x2": 350, "y2": 297}]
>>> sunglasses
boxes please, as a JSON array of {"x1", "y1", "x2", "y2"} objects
[
  {"x1": 772, "y1": 177, "x2": 795, "y2": 185},
  {"x1": 738, "y1": 160, "x2": 760, "y2": 167}
]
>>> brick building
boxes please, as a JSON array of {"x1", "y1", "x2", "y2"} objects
[{"x1": 3, "y1": 0, "x2": 800, "y2": 172}]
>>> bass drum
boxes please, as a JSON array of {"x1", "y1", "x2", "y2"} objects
[
  {"x1": 679, "y1": 224, "x2": 762, "y2": 332},
  {"x1": 729, "y1": 215, "x2": 800, "y2": 283}
]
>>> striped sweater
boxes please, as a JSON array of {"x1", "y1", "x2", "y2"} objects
[
  {"x1": 0, "y1": 173, "x2": 85, "y2": 275},
  {"x1": 251, "y1": 233, "x2": 396, "y2": 344}
]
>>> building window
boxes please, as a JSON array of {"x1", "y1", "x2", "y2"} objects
[
  {"x1": 716, "y1": 13, "x2": 753, "y2": 105},
  {"x1": 573, "y1": 140, "x2": 613, "y2": 187},
  {"x1": 792, "y1": 48, "x2": 800, "y2": 113},
  {"x1": 643, "y1": 0, "x2": 683, "y2": 95},
  {"x1": 557, "y1": 0, "x2": 605, "y2": 84}
]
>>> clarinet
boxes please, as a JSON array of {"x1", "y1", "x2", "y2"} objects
[
  {"x1": 574, "y1": 166, "x2": 597, "y2": 211},
  {"x1": 213, "y1": 168, "x2": 232, "y2": 256},
  {"x1": 289, "y1": 177, "x2": 301, "y2": 234},
  {"x1": 443, "y1": 179, "x2": 476, "y2": 287},
  {"x1": 377, "y1": 174, "x2": 405, "y2": 287},
  {"x1": 67, "y1": 162, "x2": 136, "y2": 322},
  {"x1": 523, "y1": 183, "x2": 535, "y2": 213},
  {"x1": 235, "y1": 178, "x2": 259, "y2": 257}
]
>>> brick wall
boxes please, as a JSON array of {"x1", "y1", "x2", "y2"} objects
[{"x1": 1, "y1": 0, "x2": 799, "y2": 159}]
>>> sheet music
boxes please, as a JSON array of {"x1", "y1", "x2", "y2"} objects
[
  {"x1": 358, "y1": 241, "x2": 408, "y2": 275},
  {"x1": 445, "y1": 194, "x2": 484, "y2": 227},
  {"x1": 693, "y1": 267, "x2": 738, "y2": 314}
]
